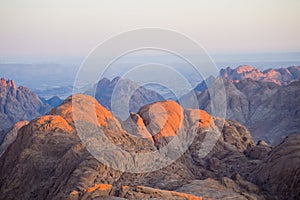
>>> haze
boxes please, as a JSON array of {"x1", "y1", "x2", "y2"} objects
[{"x1": 0, "y1": 0, "x2": 300, "y2": 62}]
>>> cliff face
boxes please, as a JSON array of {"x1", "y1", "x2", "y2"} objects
[
  {"x1": 0, "y1": 94, "x2": 268, "y2": 200},
  {"x1": 0, "y1": 78, "x2": 50, "y2": 142}
]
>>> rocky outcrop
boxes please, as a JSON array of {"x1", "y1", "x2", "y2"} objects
[
  {"x1": 220, "y1": 65, "x2": 300, "y2": 85},
  {"x1": 245, "y1": 140, "x2": 272, "y2": 160},
  {"x1": 67, "y1": 184, "x2": 203, "y2": 200},
  {"x1": 0, "y1": 94, "x2": 272, "y2": 199},
  {"x1": 137, "y1": 100, "x2": 183, "y2": 147},
  {"x1": 214, "y1": 118, "x2": 255, "y2": 152},
  {"x1": 252, "y1": 133, "x2": 300, "y2": 199},
  {"x1": 0, "y1": 78, "x2": 50, "y2": 142}
]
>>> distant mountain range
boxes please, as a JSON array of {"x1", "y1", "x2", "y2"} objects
[
  {"x1": 0, "y1": 66, "x2": 300, "y2": 199},
  {"x1": 0, "y1": 63, "x2": 77, "y2": 99},
  {"x1": 34, "y1": 85, "x2": 74, "y2": 100},
  {"x1": 220, "y1": 65, "x2": 300, "y2": 85},
  {"x1": 188, "y1": 65, "x2": 300, "y2": 144},
  {"x1": 2, "y1": 65, "x2": 299, "y2": 146}
]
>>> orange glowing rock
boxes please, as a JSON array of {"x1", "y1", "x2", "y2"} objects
[
  {"x1": 84, "y1": 183, "x2": 112, "y2": 193},
  {"x1": 138, "y1": 100, "x2": 183, "y2": 141}
]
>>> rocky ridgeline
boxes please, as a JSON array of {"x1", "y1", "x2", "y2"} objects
[
  {"x1": 0, "y1": 94, "x2": 298, "y2": 199},
  {"x1": 220, "y1": 65, "x2": 300, "y2": 85}
]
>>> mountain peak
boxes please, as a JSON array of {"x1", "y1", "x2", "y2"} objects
[
  {"x1": 50, "y1": 94, "x2": 122, "y2": 130},
  {"x1": 219, "y1": 65, "x2": 300, "y2": 85},
  {"x1": 30, "y1": 115, "x2": 73, "y2": 134},
  {"x1": 89, "y1": 76, "x2": 164, "y2": 119},
  {"x1": 0, "y1": 77, "x2": 17, "y2": 89},
  {"x1": 236, "y1": 65, "x2": 257, "y2": 74},
  {"x1": 0, "y1": 78, "x2": 50, "y2": 134}
]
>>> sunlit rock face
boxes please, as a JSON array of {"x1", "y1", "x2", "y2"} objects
[{"x1": 0, "y1": 94, "x2": 294, "y2": 199}]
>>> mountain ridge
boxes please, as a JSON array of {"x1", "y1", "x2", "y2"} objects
[
  {"x1": 188, "y1": 65, "x2": 300, "y2": 145},
  {"x1": 220, "y1": 65, "x2": 300, "y2": 85},
  {"x1": 1, "y1": 66, "x2": 299, "y2": 199}
]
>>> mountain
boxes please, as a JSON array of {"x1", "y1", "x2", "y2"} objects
[
  {"x1": 1, "y1": 94, "x2": 298, "y2": 199},
  {"x1": 0, "y1": 63, "x2": 77, "y2": 99},
  {"x1": 34, "y1": 85, "x2": 74, "y2": 100},
  {"x1": 188, "y1": 66, "x2": 300, "y2": 145},
  {"x1": 86, "y1": 77, "x2": 165, "y2": 119},
  {"x1": 220, "y1": 65, "x2": 300, "y2": 85},
  {"x1": 41, "y1": 95, "x2": 63, "y2": 108},
  {"x1": 0, "y1": 78, "x2": 50, "y2": 142}
]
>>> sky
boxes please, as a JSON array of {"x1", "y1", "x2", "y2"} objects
[{"x1": 0, "y1": 0, "x2": 300, "y2": 62}]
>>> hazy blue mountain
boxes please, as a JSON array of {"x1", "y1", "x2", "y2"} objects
[
  {"x1": 85, "y1": 77, "x2": 165, "y2": 119},
  {"x1": 0, "y1": 78, "x2": 50, "y2": 143}
]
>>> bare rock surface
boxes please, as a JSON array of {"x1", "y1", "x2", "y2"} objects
[
  {"x1": 0, "y1": 120, "x2": 28, "y2": 156},
  {"x1": 0, "y1": 94, "x2": 290, "y2": 200},
  {"x1": 245, "y1": 140, "x2": 272, "y2": 160},
  {"x1": 252, "y1": 133, "x2": 300, "y2": 200},
  {"x1": 176, "y1": 178, "x2": 261, "y2": 200}
]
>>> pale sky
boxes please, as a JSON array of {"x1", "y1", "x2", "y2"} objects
[{"x1": 0, "y1": 0, "x2": 300, "y2": 60}]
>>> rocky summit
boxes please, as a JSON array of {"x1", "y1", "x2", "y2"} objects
[
  {"x1": 0, "y1": 94, "x2": 299, "y2": 199},
  {"x1": 0, "y1": 78, "x2": 50, "y2": 143}
]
